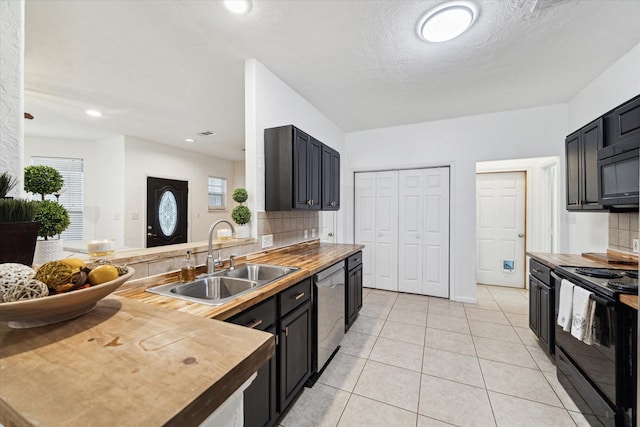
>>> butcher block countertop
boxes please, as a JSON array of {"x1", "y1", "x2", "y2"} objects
[
  {"x1": 116, "y1": 241, "x2": 364, "y2": 320},
  {"x1": 0, "y1": 296, "x2": 273, "y2": 427}
]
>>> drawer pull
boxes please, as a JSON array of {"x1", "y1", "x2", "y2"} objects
[
  {"x1": 293, "y1": 292, "x2": 305, "y2": 300},
  {"x1": 244, "y1": 318, "x2": 263, "y2": 329},
  {"x1": 352, "y1": 258, "x2": 360, "y2": 263}
]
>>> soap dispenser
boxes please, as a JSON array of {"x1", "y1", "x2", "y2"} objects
[{"x1": 180, "y1": 251, "x2": 196, "y2": 283}]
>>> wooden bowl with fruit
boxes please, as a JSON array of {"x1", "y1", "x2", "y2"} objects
[{"x1": 0, "y1": 259, "x2": 134, "y2": 328}]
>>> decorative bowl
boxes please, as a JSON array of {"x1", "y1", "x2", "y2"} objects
[{"x1": 0, "y1": 267, "x2": 135, "y2": 328}]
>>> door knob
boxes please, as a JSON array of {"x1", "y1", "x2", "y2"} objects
[
  {"x1": 416, "y1": 235, "x2": 420, "y2": 239},
  {"x1": 518, "y1": 233, "x2": 524, "y2": 238},
  {"x1": 147, "y1": 232, "x2": 157, "y2": 237},
  {"x1": 328, "y1": 233, "x2": 333, "y2": 237}
]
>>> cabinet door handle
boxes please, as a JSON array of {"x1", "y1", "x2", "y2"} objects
[
  {"x1": 293, "y1": 292, "x2": 305, "y2": 300},
  {"x1": 284, "y1": 326, "x2": 289, "y2": 336},
  {"x1": 244, "y1": 318, "x2": 263, "y2": 329}
]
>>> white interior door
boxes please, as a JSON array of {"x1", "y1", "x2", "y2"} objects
[
  {"x1": 320, "y1": 211, "x2": 337, "y2": 243},
  {"x1": 374, "y1": 171, "x2": 398, "y2": 291},
  {"x1": 476, "y1": 171, "x2": 526, "y2": 287},
  {"x1": 355, "y1": 172, "x2": 377, "y2": 288},
  {"x1": 399, "y1": 168, "x2": 450, "y2": 297}
]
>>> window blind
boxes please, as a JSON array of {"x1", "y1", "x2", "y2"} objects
[{"x1": 208, "y1": 176, "x2": 227, "y2": 210}]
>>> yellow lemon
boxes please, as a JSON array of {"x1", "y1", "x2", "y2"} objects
[
  {"x1": 87, "y1": 265, "x2": 119, "y2": 285},
  {"x1": 59, "y1": 258, "x2": 86, "y2": 269}
]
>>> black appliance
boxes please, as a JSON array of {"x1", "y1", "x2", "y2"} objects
[
  {"x1": 553, "y1": 266, "x2": 637, "y2": 426},
  {"x1": 597, "y1": 148, "x2": 639, "y2": 207}
]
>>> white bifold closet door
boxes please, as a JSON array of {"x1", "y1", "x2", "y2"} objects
[
  {"x1": 398, "y1": 168, "x2": 450, "y2": 298},
  {"x1": 354, "y1": 171, "x2": 398, "y2": 291},
  {"x1": 355, "y1": 167, "x2": 450, "y2": 297}
]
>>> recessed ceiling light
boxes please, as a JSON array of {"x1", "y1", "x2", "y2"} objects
[
  {"x1": 85, "y1": 109, "x2": 102, "y2": 117},
  {"x1": 224, "y1": 0, "x2": 252, "y2": 15},
  {"x1": 417, "y1": 1, "x2": 478, "y2": 43},
  {"x1": 185, "y1": 138, "x2": 195, "y2": 143}
]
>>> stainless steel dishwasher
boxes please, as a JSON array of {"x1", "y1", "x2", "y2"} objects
[{"x1": 314, "y1": 261, "x2": 345, "y2": 373}]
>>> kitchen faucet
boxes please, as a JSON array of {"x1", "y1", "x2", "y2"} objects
[{"x1": 207, "y1": 220, "x2": 236, "y2": 274}]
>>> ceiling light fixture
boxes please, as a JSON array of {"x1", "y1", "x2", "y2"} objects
[
  {"x1": 185, "y1": 138, "x2": 195, "y2": 143},
  {"x1": 85, "y1": 109, "x2": 102, "y2": 117},
  {"x1": 417, "y1": 1, "x2": 478, "y2": 43},
  {"x1": 224, "y1": 0, "x2": 252, "y2": 15}
]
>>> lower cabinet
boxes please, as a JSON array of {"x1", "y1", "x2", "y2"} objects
[
  {"x1": 227, "y1": 278, "x2": 312, "y2": 427},
  {"x1": 528, "y1": 259, "x2": 554, "y2": 356},
  {"x1": 345, "y1": 251, "x2": 363, "y2": 331}
]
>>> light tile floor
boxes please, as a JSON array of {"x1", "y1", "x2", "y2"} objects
[{"x1": 280, "y1": 285, "x2": 592, "y2": 427}]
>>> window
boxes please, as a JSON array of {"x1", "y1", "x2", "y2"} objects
[
  {"x1": 208, "y1": 176, "x2": 227, "y2": 210},
  {"x1": 31, "y1": 157, "x2": 84, "y2": 241}
]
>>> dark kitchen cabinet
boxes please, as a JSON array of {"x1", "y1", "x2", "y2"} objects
[
  {"x1": 265, "y1": 125, "x2": 321, "y2": 211},
  {"x1": 321, "y1": 145, "x2": 340, "y2": 210},
  {"x1": 528, "y1": 259, "x2": 554, "y2": 356},
  {"x1": 228, "y1": 297, "x2": 278, "y2": 427},
  {"x1": 566, "y1": 118, "x2": 606, "y2": 211},
  {"x1": 278, "y1": 297, "x2": 312, "y2": 411},
  {"x1": 345, "y1": 251, "x2": 363, "y2": 331},
  {"x1": 602, "y1": 93, "x2": 640, "y2": 158}
]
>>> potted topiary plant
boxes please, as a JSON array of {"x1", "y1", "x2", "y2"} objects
[
  {"x1": 0, "y1": 198, "x2": 41, "y2": 265},
  {"x1": 23, "y1": 165, "x2": 70, "y2": 264},
  {"x1": 231, "y1": 188, "x2": 251, "y2": 238}
]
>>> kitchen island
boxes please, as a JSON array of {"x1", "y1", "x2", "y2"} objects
[{"x1": 0, "y1": 241, "x2": 363, "y2": 426}]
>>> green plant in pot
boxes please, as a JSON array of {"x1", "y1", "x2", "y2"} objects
[
  {"x1": 0, "y1": 198, "x2": 41, "y2": 265},
  {"x1": 0, "y1": 171, "x2": 19, "y2": 198},
  {"x1": 231, "y1": 188, "x2": 251, "y2": 238},
  {"x1": 24, "y1": 165, "x2": 70, "y2": 264}
]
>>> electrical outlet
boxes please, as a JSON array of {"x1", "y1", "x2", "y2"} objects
[
  {"x1": 261, "y1": 234, "x2": 273, "y2": 249},
  {"x1": 312, "y1": 229, "x2": 316, "y2": 238},
  {"x1": 633, "y1": 239, "x2": 639, "y2": 254},
  {"x1": 304, "y1": 230, "x2": 308, "y2": 239}
]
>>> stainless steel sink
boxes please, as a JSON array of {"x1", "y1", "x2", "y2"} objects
[
  {"x1": 146, "y1": 263, "x2": 299, "y2": 306},
  {"x1": 221, "y1": 264, "x2": 298, "y2": 283}
]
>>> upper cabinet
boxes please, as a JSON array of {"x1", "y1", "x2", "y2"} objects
[
  {"x1": 601, "y1": 94, "x2": 640, "y2": 159},
  {"x1": 265, "y1": 125, "x2": 340, "y2": 211},
  {"x1": 321, "y1": 144, "x2": 340, "y2": 210},
  {"x1": 566, "y1": 118, "x2": 605, "y2": 211}
]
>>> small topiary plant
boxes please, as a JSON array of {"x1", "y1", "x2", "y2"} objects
[
  {"x1": 231, "y1": 205, "x2": 251, "y2": 225},
  {"x1": 24, "y1": 165, "x2": 64, "y2": 200},
  {"x1": 232, "y1": 188, "x2": 248, "y2": 204},
  {"x1": 34, "y1": 200, "x2": 70, "y2": 240}
]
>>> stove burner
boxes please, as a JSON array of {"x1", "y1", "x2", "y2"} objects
[
  {"x1": 624, "y1": 270, "x2": 639, "y2": 279},
  {"x1": 607, "y1": 281, "x2": 639, "y2": 292},
  {"x1": 575, "y1": 268, "x2": 623, "y2": 279}
]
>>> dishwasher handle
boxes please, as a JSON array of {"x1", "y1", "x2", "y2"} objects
[{"x1": 315, "y1": 261, "x2": 346, "y2": 282}]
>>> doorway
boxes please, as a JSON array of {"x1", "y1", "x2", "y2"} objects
[
  {"x1": 476, "y1": 171, "x2": 526, "y2": 288},
  {"x1": 146, "y1": 177, "x2": 188, "y2": 248}
]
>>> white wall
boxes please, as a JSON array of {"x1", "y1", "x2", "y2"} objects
[
  {"x1": 24, "y1": 135, "x2": 121, "y2": 243},
  {"x1": 563, "y1": 42, "x2": 640, "y2": 254},
  {"x1": 0, "y1": 0, "x2": 24, "y2": 194},
  {"x1": 345, "y1": 105, "x2": 568, "y2": 302},
  {"x1": 245, "y1": 59, "x2": 346, "y2": 239},
  {"x1": 123, "y1": 136, "x2": 237, "y2": 248}
]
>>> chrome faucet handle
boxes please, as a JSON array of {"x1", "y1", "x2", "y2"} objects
[{"x1": 229, "y1": 254, "x2": 237, "y2": 270}]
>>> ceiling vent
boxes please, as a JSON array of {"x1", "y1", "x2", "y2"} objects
[{"x1": 198, "y1": 130, "x2": 216, "y2": 136}]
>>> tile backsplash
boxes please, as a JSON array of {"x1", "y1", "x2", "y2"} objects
[
  {"x1": 608, "y1": 212, "x2": 639, "y2": 253},
  {"x1": 257, "y1": 211, "x2": 319, "y2": 249}
]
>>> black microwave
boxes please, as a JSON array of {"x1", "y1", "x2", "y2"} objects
[{"x1": 597, "y1": 148, "x2": 639, "y2": 207}]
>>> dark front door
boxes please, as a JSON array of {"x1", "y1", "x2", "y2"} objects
[{"x1": 146, "y1": 177, "x2": 188, "y2": 247}]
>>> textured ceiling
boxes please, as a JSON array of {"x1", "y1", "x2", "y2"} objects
[{"x1": 24, "y1": 0, "x2": 640, "y2": 161}]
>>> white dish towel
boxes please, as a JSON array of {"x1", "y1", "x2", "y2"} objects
[
  {"x1": 571, "y1": 285, "x2": 595, "y2": 343},
  {"x1": 557, "y1": 279, "x2": 574, "y2": 332}
]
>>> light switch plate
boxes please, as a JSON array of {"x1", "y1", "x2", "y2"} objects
[
  {"x1": 262, "y1": 234, "x2": 273, "y2": 249},
  {"x1": 633, "y1": 239, "x2": 639, "y2": 254},
  {"x1": 304, "y1": 230, "x2": 308, "y2": 239},
  {"x1": 311, "y1": 229, "x2": 316, "y2": 238}
]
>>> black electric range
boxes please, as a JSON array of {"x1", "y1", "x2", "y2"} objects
[{"x1": 553, "y1": 266, "x2": 637, "y2": 426}]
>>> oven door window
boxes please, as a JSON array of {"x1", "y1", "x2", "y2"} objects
[{"x1": 556, "y1": 300, "x2": 617, "y2": 405}]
